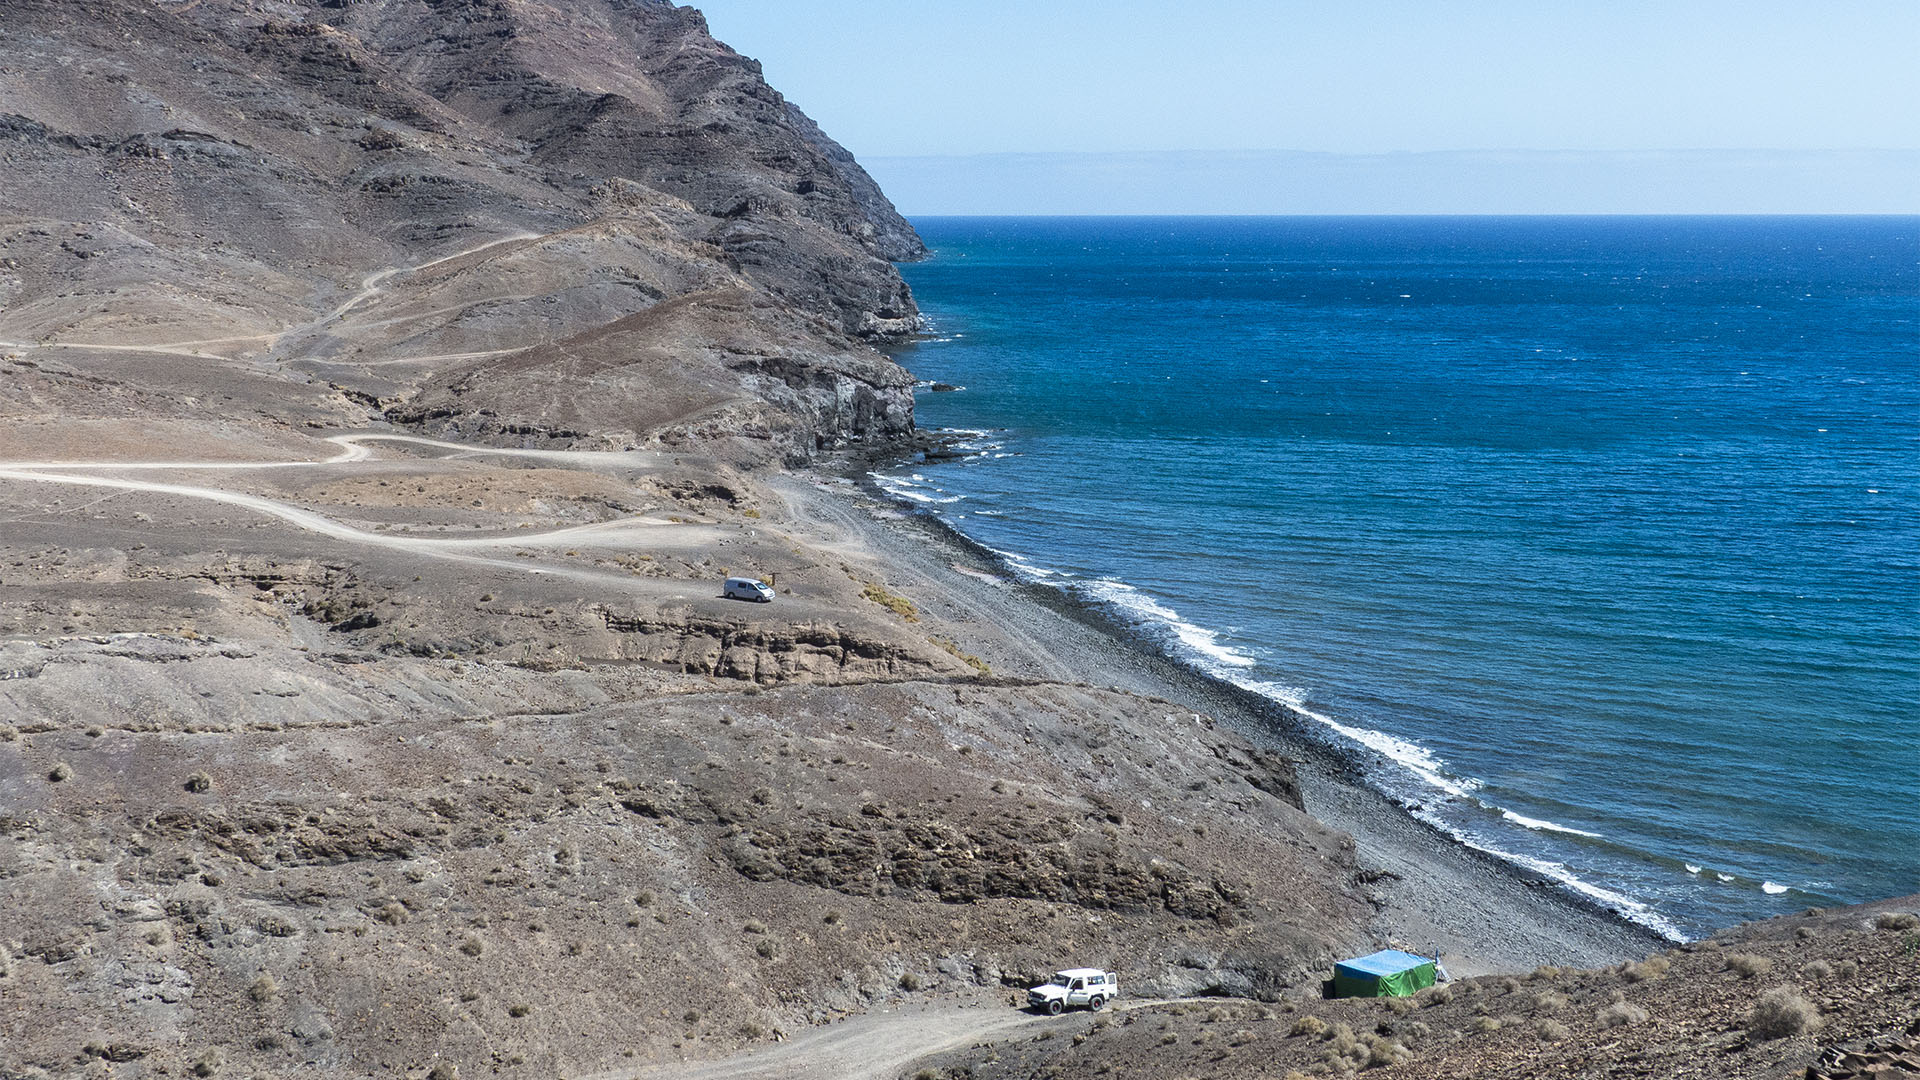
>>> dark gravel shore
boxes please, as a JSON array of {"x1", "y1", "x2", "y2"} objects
[{"x1": 779, "y1": 469, "x2": 1670, "y2": 975}]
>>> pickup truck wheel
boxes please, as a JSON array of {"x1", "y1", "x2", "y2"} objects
[
  {"x1": 1089, "y1": 996, "x2": 1106, "y2": 1011},
  {"x1": 1047, "y1": 1000, "x2": 1063, "y2": 1016}
]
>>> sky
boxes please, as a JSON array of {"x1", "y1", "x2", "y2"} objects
[{"x1": 695, "y1": 1, "x2": 1920, "y2": 212}]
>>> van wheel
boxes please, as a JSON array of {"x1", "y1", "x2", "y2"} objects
[
  {"x1": 1047, "y1": 1000, "x2": 1063, "y2": 1016},
  {"x1": 1090, "y1": 996, "x2": 1106, "y2": 1011}
]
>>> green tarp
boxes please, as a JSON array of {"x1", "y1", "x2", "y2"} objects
[{"x1": 1332, "y1": 949, "x2": 1437, "y2": 998}]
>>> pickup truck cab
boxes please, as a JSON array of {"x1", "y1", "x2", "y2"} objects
[{"x1": 1026, "y1": 968, "x2": 1119, "y2": 1014}]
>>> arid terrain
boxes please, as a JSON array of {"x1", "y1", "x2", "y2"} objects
[{"x1": 1, "y1": 3, "x2": 1911, "y2": 1080}]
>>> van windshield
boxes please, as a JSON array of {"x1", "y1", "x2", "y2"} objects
[{"x1": 1050, "y1": 975, "x2": 1070, "y2": 987}]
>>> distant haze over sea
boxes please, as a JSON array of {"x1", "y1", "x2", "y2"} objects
[{"x1": 867, "y1": 149, "x2": 1920, "y2": 216}]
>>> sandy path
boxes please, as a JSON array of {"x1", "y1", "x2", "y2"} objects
[
  {"x1": 0, "y1": 433, "x2": 697, "y2": 585},
  {"x1": 615, "y1": 1001, "x2": 1162, "y2": 1080}
]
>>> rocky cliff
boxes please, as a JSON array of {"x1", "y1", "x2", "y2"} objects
[{"x1": 0, "y1": 0, "x2": 924, "y2": 460}]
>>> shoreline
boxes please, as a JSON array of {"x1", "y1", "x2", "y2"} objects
[{"x1": 782, "y1": 462, "x2": 1669, "y2": 974}]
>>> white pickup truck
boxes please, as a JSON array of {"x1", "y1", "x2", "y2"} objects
[{"x1": 1026, "y1": 968, "x2": 1119, "y2": 1014}]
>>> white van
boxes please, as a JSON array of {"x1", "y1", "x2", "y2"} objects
[{"x1": 723, "y1": 577, "x2": 775, "y2": 603}]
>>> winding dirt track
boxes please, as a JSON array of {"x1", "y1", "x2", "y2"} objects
[
  {"x1": 613, "y1": 1000, "x2": 1168, "y2": 1080},
  {"x1": 0, "y1": 434, "x2": 706, "y2": 585}
]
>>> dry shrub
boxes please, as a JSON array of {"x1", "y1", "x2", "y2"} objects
[
  {"x1": 1229, "y1": 1028, "x2": 1258, "y2": 1046},
  {"x1": 1803, "y1": 960, "x2": 1833, "y2": 980},
  {"x1": 1724, "y1": 953, "x2": 1772, "y2": 978},
  {"x1": 1535, "y1": 1018, "x2": 1570, "y2": 1041},
  {"x1": 1834, "y1": 960, "x2": 1860, "y2": 979},
  {"x1": 0, "y1": 724, "x2": 17, "y2": 742},
  {"x1": 428, "y1": 1065, "x2": 457, "y2": 1080},
  {"x1": 1598, "y1": 1001, "x2": 1648, "y2": 1028},
  {"x1": 1386, "y1": 996, "x2": 1414, "y2": 1015},
  {"x1": 1469, "y1": 1016, "x2": 1501, "y2": 1033},
  {"x1": 1624, "y1": 956, "x2": 1670, "y2": 982},
  {"x1": 1158, "y1": 1032, "x2": 1178, "y2": 1046},
  {"x1": 1498, "y1": 977, "x2": 1522, "y2": 995},
  {"x1": 374, "y1": 903, "x2": 408, "y2": 925},
  {"x1": 1206, "y1": 1005, "x2": 1229, "y2": 1023},
  {"x1": 48, "y1": 762, "x2": 72, "y2": 782},
  {"x1": 1290, "y1": 1015, "x2": 1329, "y2": 1038},
  {"x1": 1874, "y1": 911, "x2": 1920, "y2": 931},
  {"x1": 1531, "y1": 965, "x2": 1563, "y2": 979},
  {"x1": 1749, "y1": 988, "x2": 1821, "y2": 1040},
  {"x1": 184, "y1": 771, "x2": 212, "y2": 793},
  {"x1": 459, "y1": 936, "x2": 483, "y2": 957},
  {"x1": 754, "y1": 940, "x2": 777, "y2": 959},
  {"x1": 1321, "y1": 1023, "x2": 1369, "y2": 1072},
  {"x1": 898, "y1": 972, "x2": 922, "y2": 991},
  {"x1": 1533, "y1": 990, "x2": 1569, "y2": 1012},
  {"x1": 742, "y1": 920, "x2": 768, "y2": 935},
  {"x1": 248, "y1": 974, "x2": 277, "y2": 1003},
  {"x1": 1422, "y1": 985, "x2": 1454, "y2": 1006},
  {"x1": 1367, "y1": 1036, "x2": 1412, "y2": 1067}
]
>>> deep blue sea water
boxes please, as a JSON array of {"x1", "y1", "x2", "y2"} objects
[{"x1": 884, "y1": 216, "x2": 1919, "y2": 939}]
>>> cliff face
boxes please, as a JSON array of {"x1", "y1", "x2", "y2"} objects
[{"x1": 0, "y1": 0, "x2": 924, "y2": 460}]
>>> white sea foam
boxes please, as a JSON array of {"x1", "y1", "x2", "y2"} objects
[
  {"x1": 1717, "y1": 873, "x2": 1735, "y2": 883},
  {"x1": 1685, "y1": 864, "x2": 1703, "y2": 874},
  {"x1": 869, "y1": 473, "x2": 964, "y2": 505},
  {"x1": 1076, "y1": 578, "x2": 1259, "y2": 671},
  {"x1": 1468, "y1": 843, "x2": 1690, "y2": 942},
  {"x1": 1761, "y1": 881, "x2": 1790, "y2": 895},
  {"x1": 1240, "y1": 679, "x2": 1482, "y2": 800},
  {"x1": 1500, "y1": 809, "x2": 1604, "y2": 839}
]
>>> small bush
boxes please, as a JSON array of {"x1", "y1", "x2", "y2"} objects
[
  {"x1": 898, "y1": 972, "x2": 922, "y2": 992},
  {"x1": 912, "y1": 1070, "x2": 942, "y2": 1080},
  {"x1": 1469, "y1": 1016, "x2": 1501, "y2": 1033},
  {"x1": 1229, "y1": 1028, "x2": 1257, "y2": 1046},
  {"x1": 822, "y1": 910, "x2": 843, "y2": 925},
  {"x1": 248, "y1": 974, "x2": 277, "y2": 1002},
  {"x1": 428, "y1": 1065, "x2": 457, "y2": 1080},
  {"x1": 1598, "y1": 1002, "x2": 1648, "y2": 1028},
  {"x1": 1749, "y1": 988, "x2": 1821, "y2": 1040},
  {"x1": 1531, "y1": 965, "x2": 1563, "y2": 980},
  {"x1": 1624, "y1": 956, "x2": 1670, "y2": 982},
  {"x1": 1367, "y1": 1037, "x2": 1411, "y2": 1067},
  {"x1": 1533, "y1": 990, "x2": 1568, "y2": 1012},
  {"x1": 48, "y1": 762, "x2": 72, "y2": 782},
  {"x1": 0, "y1": 724, "x2": 17, "y2": 742},
  {"x1": 184, "y1": 772, "x2": 212, "y2": 794},
  {"x1": 1874, "y1": 911, "x2": 1920, "y2": 931},
  {"x1": 1803, "y1": 960, "x2": 1833, "y2": 979},
  {"x1": 1498, "y1": 977, "x2": 1522, "y2": 995},
  {"x1": 1386, "y1": 996, "x2": 1414, "y2": 1015},
  {"x1": 634, "y1": 891, "x2": 655, "y2": 907},
  {"x1": 507, "y1": 1003, "x2": 531, "y2": 1018},
  {"x1": 743, "y1": 920, "x2": 768, "y2": 935},
  {"x1": 1724, "y1": 953, "x2": 1772, "y2": 978},
  {"x1": 1535, "y1": 1018, "x2": 1570, "y2": 1041},
  {"x1": 458, "y1": 936, "x2": 483, "y2": 957},
  {"x1": 1834, "y1": 959, "x2": 1860, "y2": 979},
  {"x1": 374, "y1": 903, "x2": 408, "y2": 925},
  {"x1": 1422, "y1": 985, "x2": 1453, "y2": 1006},
  {"x1": 1290, "y1": 1015, "x2": 1329, "y2": 1038},
  {"x1": 861, "y1": 582, "x2": 919, "y2": 621},
  {"x1": 1205, "y1": 1006, "x2": 1228, "y2": 1023},
  {"x1": 754, "y1": 940, "x2": 777, "y2": 959},
  {"x1": 190, "y1": 1050, "x2": 221, "y2": 1077},
  {"x1": 1159, "y1": 1032, "x2": 1178, "y2": 1046}
]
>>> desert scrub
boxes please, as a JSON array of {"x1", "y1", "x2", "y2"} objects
[
  {"x1": 1803, "y1": 959, "x2": 1833, "y2": 979},
  {"x1": 1597, "y1": 1001, "x2": 1648, "y2": 1028},
  {"x1": 248, "y1": 974, "x2": 277, "y2": 1002},
  {"x1": 861, "y1": 582, "x2": 919, "y2": 621},
  {"x1": 458, "y1": 936, "x2": 484, "y2": 957},
  {"x1": 0, "y1": 723, "x2": 16, "y2": 741},
  {"x1": 898, "y1": 972, "x2": 922, "y2": 991},
  {"x1": 1534, "y1": 1018, "x2": 1570, "y2": 1041},
  {"x1": 1623, "y1": 956, "x2": 1670, "y2": 982},
  {"x1": 1748, "y1": 988, "x2": 1821, "y2": 1039},
  {"x1": 184, "y1": 771, "x2": 212, "y2": 793},
  {"x1": 1724, "y1": 953, "x2": 1773, "y2": 978},
  {"x1": 1533, "y1": 990, "x2": 1569, "y2": 1012},
  {"x1": 1421, "y1": 985, "x2": 1454, "y2": 1006},
  {"x1": 930, "y1": 636, "x2": 991, "y2": 675},
  {"x1": 754, "y1": 940, "x2": 777, "y2": 959},
  {"x1": 1874, "y1": 911, "x2": 1920, "y2": 931},
  {"x1": 507, "y1": 1003, "x2": 531, "y2": 1018},
  {"x1": 47, "y1": 762, "x2": 71, "y2": 782},
  {"x1": 742, "y1": 920, "x2": 768, "y2": 935},
  {"x1": 1289, "y1": 1015, "x2": 1329, "y2": 1038},
  {"x1": 1469, "y1": 1016, "x2": 1502, "y2": 1033}
]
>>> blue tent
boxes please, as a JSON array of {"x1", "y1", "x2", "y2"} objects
[{"x1": 1333, "y1": 949, "x2": 1437, "y2": 997}]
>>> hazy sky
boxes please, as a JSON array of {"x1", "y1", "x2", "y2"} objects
[{"x1": 696, "y1": 1, "x2": 1920, "y2": 158}]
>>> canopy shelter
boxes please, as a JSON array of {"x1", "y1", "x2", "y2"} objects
[{"x1": 1332, "y1": 949, "x2": 1438, "y2": 998}]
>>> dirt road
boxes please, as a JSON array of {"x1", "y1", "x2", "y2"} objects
[{"x1": 616, "y1": 1001, "x2": 1159, "y2": 1080}]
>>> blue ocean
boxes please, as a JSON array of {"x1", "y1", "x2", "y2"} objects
[{"x1": 884, "y1": 216, "x2": 1918, "y2": 940}]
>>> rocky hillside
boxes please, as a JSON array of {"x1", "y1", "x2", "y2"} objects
[{"x1": 0, "y1": 0, "x2": 923, "y2": 461}]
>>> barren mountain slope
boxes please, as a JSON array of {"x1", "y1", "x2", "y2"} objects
[{"x1": 0, "y1": 0, "x2": 920, "y2": 460}]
